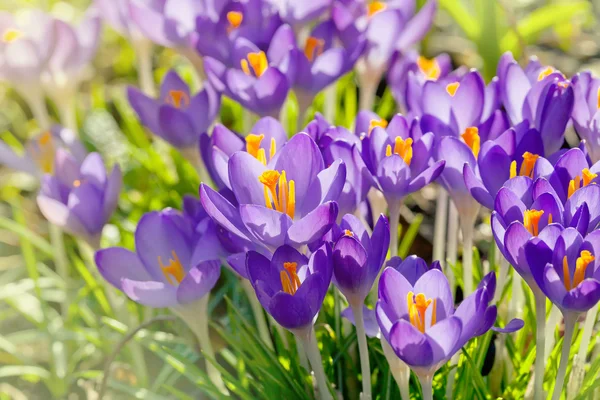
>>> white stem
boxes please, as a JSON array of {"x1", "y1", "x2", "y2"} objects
[
  {"x1": 571, "y1": 306, "x2": 598, "y2": 395},
  {"x1": 533, "y1": 291, "x2": 547, "y2": 400},
  {"x1": 445, "y1": 353, "x2": 460, "y2": 399},
  {"x1": 352, "y1": 304, "x2": 372, "y2": 400},
  {"x1": 510, "y1": 272, "x2": 524, "y2": 321},
  {"x1": 57, "y1": 94, "x2": 78, "y2": 133},
  {"x1": 49, "y1": 224, "x2": 69, "y2": 318},
  {"x1": 388, "y1": 200, "x2": 401, "y2": 258},
  {"x1": 296, "y1": 90, "x2": 314, "y2": 132},
  {"x1": 324, "y1": 84, "x2": 336, "y2": 123},
  {"x1": 295, "y1": 334, "x2": 310, "y2": 370},
  {"x1": 545, "y1": 306, "x2": 563, "y2": 363},
  {"x1": 178, "y1": 47, "x2": 205, "y2": 90},
  {"x1": 381, "y1": 339, "x2": 410, "y2": 400},
  {"x1": 135, "y1": 40, "x2": 156, "y2": 97},
  {"x1": 418, "y1": 374, "x2": 433, "y2": 400},
  {"x1": 495, "y1": 256, "x2": 509, "y2": 303},
  {"x1": 552, "y1": 314, "x2": 577, "y2": 400},
  {"x1": 433, "y1": 189, "x2": 448, "y2": 266},
  {"x1": 446, "y1": 202, "x2": 459, "y2": 268},
  {"x1": 241, "y1": 279, "x2": 274, "y2": 350},
  {"x1": 16, "y1": 85, "x2": 51, "y2": 129},
  {"x1": 296, "y1": 327, "x2": 333, "y2": 400},
  {"x1": 357, "y1": 69, "x2": 381, "y2": 112},
  {"x1": 174, "y1": 296, "x2": 228, "y2": 394},
  {"x1": 461, "y1": 219, "x2": 474, "y2": 296}
]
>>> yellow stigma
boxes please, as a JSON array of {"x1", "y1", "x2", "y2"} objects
[
  {"x1": 510, "y1": 152, "x2": 540, "y2": 179},
  {"x1": 165, "y1": 90, "x2": 190, "y2": 109},
  {"x1": 563, "y1": 250, "x2": 595, "y2": 290},
  {"x1": 368, "y1": 118, "x2": 388, "y2": 135},
  {"x1": 280, "y1": 261, "x2": 301, "y2": 295},
  {"x1": 241, "y1": 51, "x2": 268, "y2": 78},
  {"x1": 227, "y1": 11, "x2": 243, "y2": 31},
  {"x1": 538, "y1": 66, "x2": 555, "y2": 81},
  {"x1": 259, "y1": 170, "x2": 295, "y2": 219},
  {"x1": 416, "y1": 56, "x2": 441, "y2": 80},
  {"x1": 597, "y1": 87, "x2": 600, "y2": 109},
  {"x1": 2, "y1": 28, "x2": 21, "y2": 43},
  {"x1": 305, "y1": 36, "x2": 325, "y2": 62},
  {"x1": 344, "y1": 229, "x2": 354, "y2": 237},
  {"x1": 245, "y1": 134, "x2": 264, "y2": 158},
  {"x1": 367, "y1": 1, "x2": 387, "y2": 17},
  {"x1": 73, "y1": 179, "x2": 81, "y2": 188},
  {"x1": 159, "y1": 251, "x2": 185, "y2": 285},
  {"x1": 523, "y1": 209, "x2": 544, "y2": 236},
  {"x1": 461, "y1": 127, "x2": 480, "y2": 158},
  {"x1": 446, "y1": 82, "x2": 460, "y2": 97},
  {"x1": 407, "y1": 291, "x2": 436, "y2": 333},
  {"x1": 568, "y1": 169, "x2": 597, "y2": 198},
  {"x1": 36, "y1": 131, "x2": 55, "y2": 174},
  {"x1": 385, "y1": 137, "x2": 413, "y2": 165}
]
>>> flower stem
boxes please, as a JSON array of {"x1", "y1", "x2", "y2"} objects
[
  {"x1": 433, "y1": 189, "x2": 448, "y2": 267},
  {"x1": 16, "y1": 85, "x2": 51, "y2": 129},
  {"x1": 446, "y1": 203, "x2": 459, "y2": 290},
  {"x1": 296, "y1": 326, "x2": 333, "y2": 400},
  {"x1": 552, "y1": 314, "x2": 577, "y2": 400},
  {"x1": 381, "y1": 338, "x2": 410, "y2": 399},
  {"x1": 174, "y1": 295, "x2": 228, "y2": 394},
  {"x1": 357, "y1": 70, "x2": 380, "y2": 112},
  {"x1": 49, "y1": 224, "x2": 69, "y2": 318},
  {"x1": 495, "y1": 255, "x2": 509, "y2": 303},
  {"x1": 418, "y1": 374, "x2": 433, "y2": 400},
  {"x1": 352, "y1": 304, "x2": 372, "y2": 400},
  {"x1": 533, "y1": 290, "x2": 547, "y2": 400},
  {"x1": 460, "y1": 217, "x2": 474, "y2": 296},
  {"x1": 134, "y1": 39, "x2": 156, "y2": 97},
  {"x1": 324, "y1": 84, "x2": 336, "y2": 123},
  {"x1": 56, "y1": 92, "x2": 78, "y2": 133},
  {"x1": 241, "y1": 279, "x2": 274, "y2": 350},
  {"x1": 572, "y1": 307, "x2": 598, "y2": 393},
  {"x1": 388, "y1": 200, "x2": 401, "y2": 258}
]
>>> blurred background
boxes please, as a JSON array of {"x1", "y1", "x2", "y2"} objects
[{"x1": 0, "y1": 0, "x2": 599, "y2": 399}]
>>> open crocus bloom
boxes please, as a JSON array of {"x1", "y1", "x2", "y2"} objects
[
  {"x1": 37, "y1": 152, "x2": 121, "y2": 248},
  {"x1": 332, "y1": 214, "x2": 389, "y2": 306},
  {"x1": 463, "y1": 125, "x2": 546, "y2": 210},
  {"x1": 0, "y1": 126, "x2": 86, "y2": 178},
  {"x1": 96, "y1": 208, "x2": 223, "y2": 309},
  {"x1": 572, "y1": 71, "x2": 600, "y2": 162},
  {"x1": 526, "y1": 228, "x2": 600, "y2": 313},
  {"x1": 246, "y1": 244, "x2": 332, "y2": 330},
  {"x1": 200, "y1": 133, "x2": 345, "y2": 252},
  {"x1": 376, "y1": 268, "x2": 522, "y2": 376},
  {"x1": 385, "y1": 255, "x2": 442, "y2": 286},
  {"x1": 363, "y1": 113, "x2": 445, "y2": 204},
  {"x1": 128, "y1": 70, "x2": 221, "y2": 149},
  {"x1": 200, "y1": 117, "x2": 287, "y2": 190},
  {"x1": 497, "y1": 52, "x2": 574, "y2": 155}
]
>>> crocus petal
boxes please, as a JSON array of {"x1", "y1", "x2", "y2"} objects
[
  {"x1": 240, "y1": 205, "x2": 293, "y2": 250},
  {"x1": 378, "y1": 267, "x2": 412, "y2": 320},
  {"x1": 493, "y1": 318, "x2": 525, "y2": 333},
  {"x1": 341, "y1": 305, "x2": 381, "y2": 338},
  {"x1": 37, "y1": 195, "x2": 87, "y2": 238},
  {"x1": 298, "y1": 159, "x2": 346, "y2": 217},
  {"x1": 121, "y1": 278, "x2": 178, "y2": 308},
  {"x1": 286, "y1": 202, "x2": 338, "y2": 247},
  {"x1": 228, "y1": 151, "x2": 268, "y2": 205},
  {"x1": 426, "y1": 316, "x2": 462, "y2": 364},
  {"x1": 463, "y1": 163, "x2": 493, "y2": 210},
  {"x1": 95, "y1": 247, "x2": 152, "y2": 290},
  {"x1": 176, "y1": 260, "x2": 221, "y2": 304},
  {"x1": 199, "y1": 184, "x2": 250, "y2": 241},
  {"x1": 388, "y1": 320, "x2": 434, "y2": 368},
  {"x1": 563, "y1": 279, "x2": 600, "y2": 312},
  {"x1": 451, "y1": 71, "x2": 485, "y2": 133},
  {"x1": 504, "y1": 221, "x2": 532, "y2": 277},
  {"x1": 414, "y1": 269, "x2": 454, "y2": 322},
  {"x1": 333, "y1": 235, "x2": 369, "y2": 300},
  {"x1": 268, "y1": 290, "x2": 314, "y2": 329}
]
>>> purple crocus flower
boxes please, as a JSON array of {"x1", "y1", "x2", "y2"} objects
[
  {"x1": 95, "y1": 0, "x2": 144, "y2": 40},
  {"x1": 497, "y1": 52, "x2": 574, "y2": 156},
  {"x1": 463, "y1": 125, "x2": 546, "y2": 210},
  {"x1": 377, "y1": 268, "x2": 521, "y2": 378},
  {"x1": 196, "y1": 0, "x2": 282, "y2": 66},
  {"x1": 200, "y1": 133, "x2": 345, "y2": 253},
  {"x1": 385, "y1": 255, "x2": 442, "y2": 285},
  {"x1": 204, "y1": 34, "x2": 291, "y2": 117},
  {"x1": 96, "y1": 207, "x2": 222, "y2": 308},
  {"x1": 571, "y1": 71, "x2": 600, "y2": 162},
  {"x1": 267, "y1": 0, "x2": 332, "y2": 25},
  {"x1": 246, "y1": 243, "x2": 332, "y2": 330},
  {"x1": 267, "y1": 22, "x2": 365, "y2": 107},
  {"x1": 332, "y1": 214, "x2": 389, "y2": 306},
  {"x1": 363, "y1": 113, "x2": 445, "y2": 206},
  {"x1": 37, "y1": 152, "x2": 122, "y2": 248},
  {"x1": 128, "y1": 70, "x2": 221, "y2": 149},
  {"x1": 0, "y1": 126, "x2": 86, "y2": 178},
  {"x1": 525, "y1": 228, "x2": 600, "y2": 314},
  {"x1": 200, "y1": 116, "x2": 287, "y2": 189}
]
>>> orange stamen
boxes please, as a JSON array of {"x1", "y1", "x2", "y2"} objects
[
  {"x1": 573, "y1": 250, "x2": 595, "y2": 288},
  {"x1": 385, "y1": 137, "x2": 413, "y2": 165},
  {"x1": 583, "y1": 168, "x2": 597, "y2": 187},
  {"x1": 568, "y1": 176, "x2": 581, "y2": 199},
  {"x1": 368, "y1": 118, "x2": 388, "y2": 135},
  {"x1": 280, "y1": 262, "x2": 301, "y2": 295},
  {"x1": 523, "y1": 209, "x2": 544, "y2": 236},
  {"x1": 304, "y1": 36, "x2": 325, "y2": 62},
  {"x1": 461, "y1": 127, "x2": 480, "y2": 158},
  {"x1": 406, "y1": 291, "x2": 436, "y2": 333},
  {"x1": 241, "y1": 51, "x2": 268, "y2": 77},
  {"x1": 2, "y1": 28, "x2": 21, "y2": 43},
  {"x1": 159, "y1": 251, "x2": 185, "y2": 285},
  {"x1": 367, "y1": 1, "x2": 387, "y2": 17},
  {"x1": 416, "y1": 56, "x2": 441, "y2": 80},
  {"x1": 259, "y1": 170, "x2": 295, "y2": 219},
  {"x1": 165, "y1": 90, "x2": 190, "y2": 109},
  {"x1": 538, "y1": 67, "x2": 554, "y2": 81},
  {"x1": 245, "y1": 134, "x2": 264, "y2": 158},
  {"x1": 227, "y1": 11, "x2": 243, "y2": 32},
  {"x1": 446, "y1": 82, "x2": 459, "y2": 97}
]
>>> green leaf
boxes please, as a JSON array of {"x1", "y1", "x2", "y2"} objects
[
  {"x1": 398, "y1": 213, "x2": 423, "y2": 259},
  {"x1": 438, "y1": 0, "x2": 479, "y2": 40}
]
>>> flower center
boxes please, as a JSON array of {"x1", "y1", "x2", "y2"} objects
[
  {"x1": 385, "y1": 137, "x2": 413, "y2": 165},
  {"x1": 537, "y1": 66, "x2": 555, "y2": 81},
  {"x1": 35, "y1": 131, "x2": 55, "y2": 174},
  {"x1": 165, "y1": 90, "x2": 190, "y2": 109},
  {"x1": 368, "y1": 118, "x2": 388, "y2": 135},
  {"x1": 159, "y1": 250, "x2": 185, "y2": 285},
  {"x1": 344, "y1": 229, "x2": 354, "y2": 237},
  {"x1": 563, "y1": 250, "x2": 595, "y2": 291},
  {"x1": 259, "y1": 169, "x2": 296, "y2": 219},
  {"x1": 446, "y1": 82, "x2": 459, "y2": 97},
  {"x1": 567, "y1": 168, "x2": 597, "y2": 198},
  {"x1": 227, "y1": 11, "x2": 243, "y2": 32},
  {"x1": 280, "y1": 261, "x2": 301, "y2": 295},
  {"x1": 2, "y1": 28, "x2": 21, "y2": 43},
  {"x1": 509, "y1": 152, "x2": 540, "y2": 179},
  {"x1": 416, "y1": 56, "x2": 441, "y2": 80},
  {"x1": 523, "y1": 209, "x2": 545, "y2": 236},
  {"x1": 241, "y1": 51, "x2": 268, "y2": 78},
  {"x1": 367, "y1": 1, "x2": 387, "y2": 17},
  {"x1": 73, "y1": 179, "x2": 82, "y2": 188},
  {"x1": 461, "y1": 126, "x2": 480, "y2": 158},
  {"x1": 304, "y1": 36, "x2": 325, "y2": 62},
  {"x1": 246, "y1": 134, "x2": 276, "y2": 165},
  {"x1": 406, "y1": 291, "x2": 436, "y2": 333}
]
